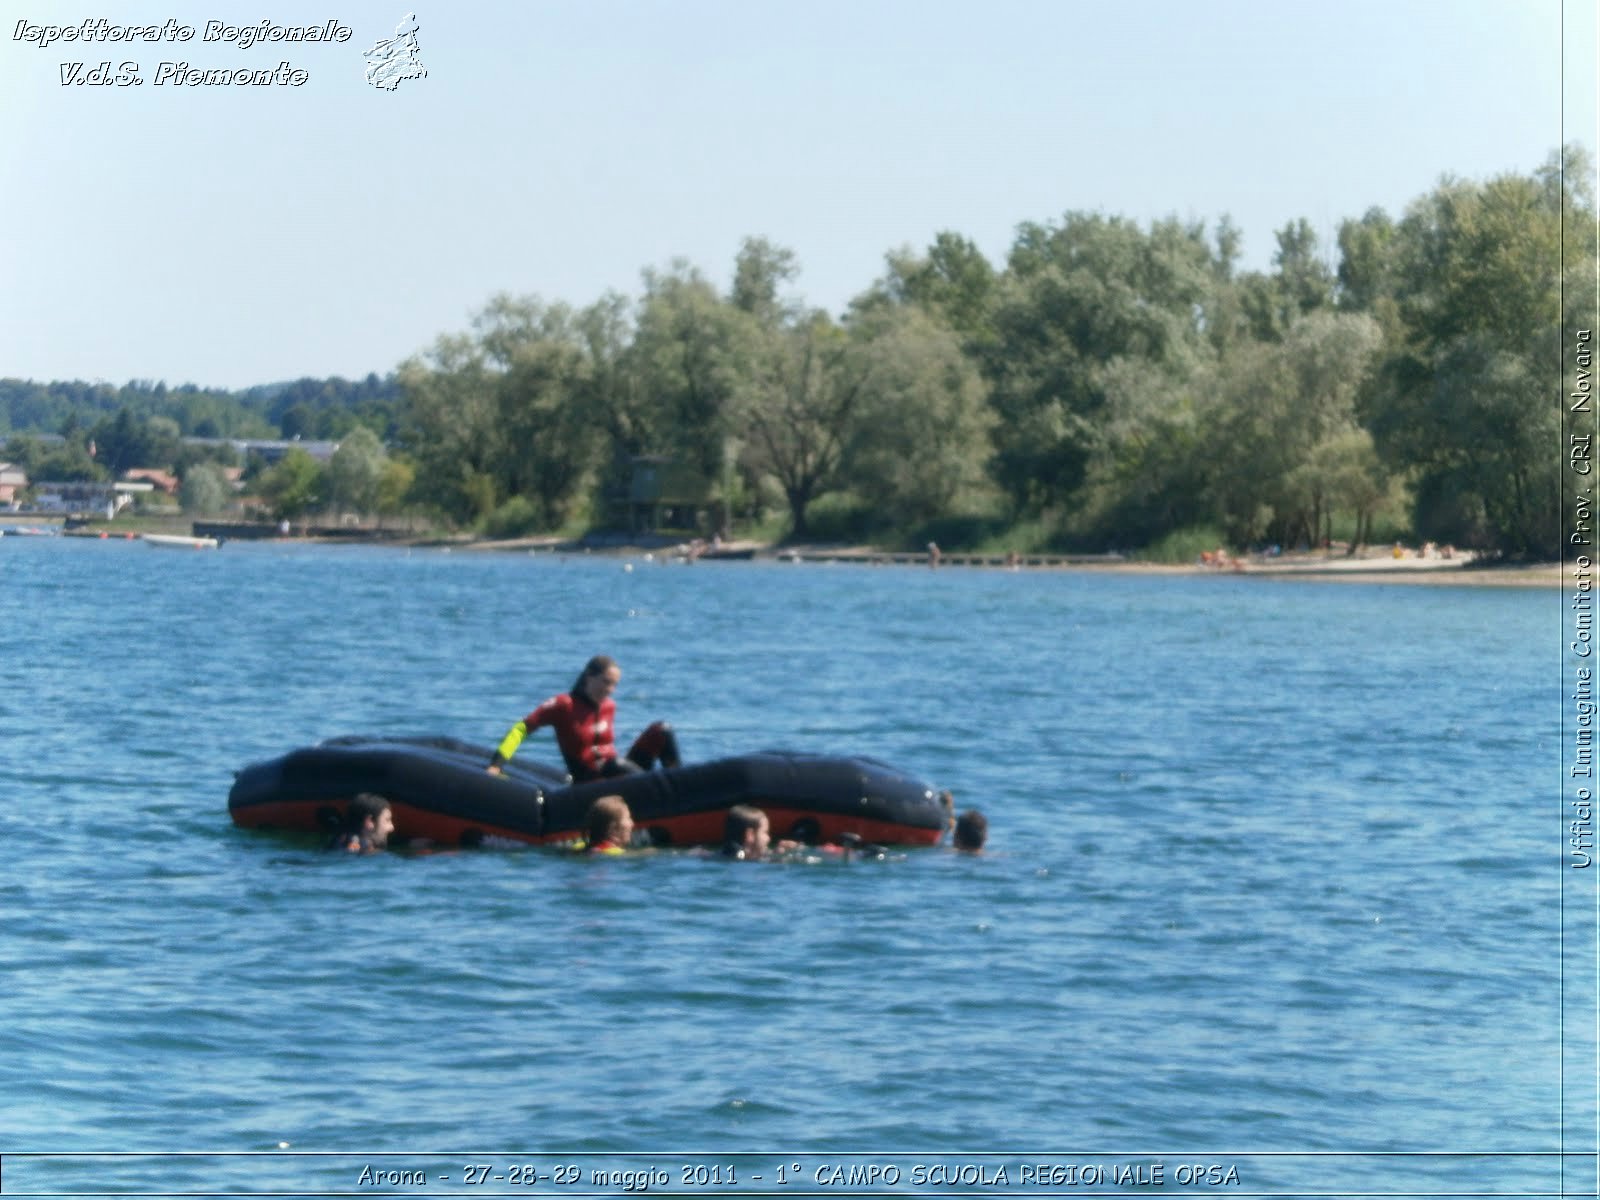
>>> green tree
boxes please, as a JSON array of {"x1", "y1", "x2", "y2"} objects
[
  {"x1": 627, "y1": 263, "x2": 745, "y2": 484},
  {"x1": 172, "y1": 439, "x2": 241, "y2": 477},
  {"x1": 1364, "y1": 149, "x2": 1584, "y2": 557},
  {"x1": 492, "y1": 323, "x2": 605, "y2": 527},
  {"x1": 255, "y1": 448, "x2": 324, "y2": 522},
  {"x1": 180, "y1": 462, "x2": 231, "y2": 516},
  {"x1": 577, "y1": 292, "x2": 648, "y2": 458},
  {"x1": 278, "y1": 402, "x2": 315, "y2": 440},
  {"x1": 730, "y1": 236, "x2": 800, "y2": 326},
  {"x1": 865, "y1": 231, "x2": 997, "y2": 340},
  {"x1": 1232, "y1": 220, "x2": 1337, "y2": 344},
  {"x1": 739, "y1": 311, "x2": 869, "y2": 539},
  {"x1": 28, "y1": 437, "x2": 104, "y2": 482},
  {"x1": 89, "y1": 408, "x2": 180, "y2": 474},
  {"x1": 401, "y1": 295, "x2": 608, "y2": 530},
  {"x1": 983, "y1": 213, "x2": 1221, "y2": 516},
  {"x1": 1, "y1": 433, "x2": 39, "y2": 468},
  {"x1": 325, "y1": 426, "x2": 388, "y2": 517},
  {"x1": 1203, "y1": 310, "x2": 1383, "y2": 545},
  {"x1": 844, "y1": 307, "x2": 994, "y2": 526},
  {"x1": 1282, "y1": 427, "x2": 1391, "y2": 549},
  {"x1": 375, "y1": 458, "x2": 416, "y2": 528},
  {"x1": 399, "y1": 333, "x2": 500, "y2": 524},
  {"x1": 1336, "y1": 208, "x2": 1398, "y2": 313},
  {"x1": 1074, "y1": 356, "x2": 1212, "y2": 547},
  {"x1": 1273, "y1": 218, "x2": 1336, "y2": 319}
]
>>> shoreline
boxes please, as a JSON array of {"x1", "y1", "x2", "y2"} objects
[
  {"x1": 436, "y1": 536, "x2": 1567, "y2": 588},
  {"x1": 27, "y1": 516, "x2": 1564, "y2": 587}
]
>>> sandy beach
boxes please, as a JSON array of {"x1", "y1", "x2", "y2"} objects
[
  {"x1": 35, "y1": 514, "x2": 1564, "y2": 587},
  {"x1": 1234, "y1": 564, "x2": 1559, "y2": 587},
  {"x1": 457, "y1": 534, "x2": 1565, "y2": 587},
  {"x1": 1234, "y1": 556, "x2": 1562, "y2": 586}
]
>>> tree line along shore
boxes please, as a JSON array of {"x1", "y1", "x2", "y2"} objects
[{"x1": 1, "y1": 147, "x2": 1588, "y2": 565}]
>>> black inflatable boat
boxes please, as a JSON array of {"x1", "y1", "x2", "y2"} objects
[{"x1": 228, "y1": 735, "x2": 948, "y2": 848}]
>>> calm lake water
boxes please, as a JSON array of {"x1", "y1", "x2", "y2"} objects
[{"x1": 0, "y1": 536, "x2": 1583, "y2": 1197}]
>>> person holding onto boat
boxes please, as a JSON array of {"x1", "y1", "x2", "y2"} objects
[
  {"x1": 328, "y1": 793, "x2": 394, "y2": 854},
  {"x1": 583, "y1": 795, "x2": 635, "y2": 855},
  {"x1": 485, "y1": 655, "x2": 681, "y2": 782},
  {"x1": 952, "y1": 809, "x2": 988, "y2": 853},
  {"x1": 721, "y1": 805, "x2": 804, "y2": 860},
  {"x1": 722, "y1": 805, "x2": 773, "y2": 859}
]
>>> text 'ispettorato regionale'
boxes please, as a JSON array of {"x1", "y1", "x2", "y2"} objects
[{"x1": 14, "y1": 18, "x2": 353, "y2": 87}]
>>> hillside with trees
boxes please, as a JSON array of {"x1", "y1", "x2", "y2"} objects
[{"x1": 4, "y1": 148, "x2": 1587, "y2": 560}]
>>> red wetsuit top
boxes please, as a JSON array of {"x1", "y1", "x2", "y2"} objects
[{"x1": 495, "y1": 689, "x2": 616, "y2": 778}]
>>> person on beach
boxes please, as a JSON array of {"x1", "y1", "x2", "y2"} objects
[
  {"x1": 486, "y1": 655, "x2": 681, "y2": 782},
  {"x1": 329, "y1": 793, "x2": 394, "y2": 854},
  {"x1": 583, "y1": 795, "x2": 635, "y2": 855}
]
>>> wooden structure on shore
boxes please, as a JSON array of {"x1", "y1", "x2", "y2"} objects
[{"x1": 772, "y1": 550, "x2": 1127, "y2": 568}]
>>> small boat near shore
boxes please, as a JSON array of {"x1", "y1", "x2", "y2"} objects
[
  {"x1": 229, "y1": 735, "x2": 949, "y2": 848},
  {"x1": 143, "y1": 533, "x2": 220, "y2": 549}
]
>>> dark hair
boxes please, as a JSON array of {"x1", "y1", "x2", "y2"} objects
[
  {"x1": 722, "y1": 804, "x2": 765, "y2": 857},
  {"x1": 572, "y1": 654, "x2": 619, "y2": 694},
  {"x1": 953, "y1": 809, "x2": 988, "y2": 851},
  {"x1": 586, "y1": 795, "x2": 631, "y2": 847},
  {"x1": 345, "y1": 793, "x2": 390, "y2": 832}
]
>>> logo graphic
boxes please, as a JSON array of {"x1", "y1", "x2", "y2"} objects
[{"x1": 364, "y1": 12, "x2": 426, "y2": 90}]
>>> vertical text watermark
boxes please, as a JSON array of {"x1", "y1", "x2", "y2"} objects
[{"x1": 1572, "y1": 328, "x2": 1596, "y2": 867}]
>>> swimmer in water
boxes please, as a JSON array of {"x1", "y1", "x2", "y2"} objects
[
  {"x1": 952, "y1": 809, "x2": 988, "y2": 853},
  {"x1": 720, "y1": 805, "x2": 805, "y2": 860},
  {"x1": 329, "y1": 793, "x2": 393, "y2": 854},
  {"x1": 583, "y1": 795, "x2": 635, "y2": 854}
]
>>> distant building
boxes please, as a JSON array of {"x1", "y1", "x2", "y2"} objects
[
  {"x1": 0, "y1": 462, "x2": 26, "y2": 505},
  {"x1": 181, "y1": 436, "x2": 340, "y2": 464},
  {"x1": 32, "y1": 481, "x2": 126, "y2": 519},
  {"x1": 0, "y1": 433, "x2": 64, "y2": 451},
  {"x1": 620, "y1": 455, "x2": 713, "y2": 533},
  {"x1": 122, "y1": 468, "x2": 179, "y2": 496}
]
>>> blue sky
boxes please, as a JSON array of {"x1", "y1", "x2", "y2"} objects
[{"x1": 1, "y1": 0, "x2": 1592, "y2": 390}]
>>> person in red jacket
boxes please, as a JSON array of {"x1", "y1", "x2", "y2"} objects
[{"x1": 485, "y1": 655, "x2": 680, "y2": 782}]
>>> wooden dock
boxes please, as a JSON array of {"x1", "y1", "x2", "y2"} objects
[{"x1": 770, "y1": 550, "x2": 1127, "y2": 568}]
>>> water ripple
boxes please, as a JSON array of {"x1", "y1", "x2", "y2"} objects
[{"x1": 0, "y1": 540, "x2": 1559, "y2": 1163}]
